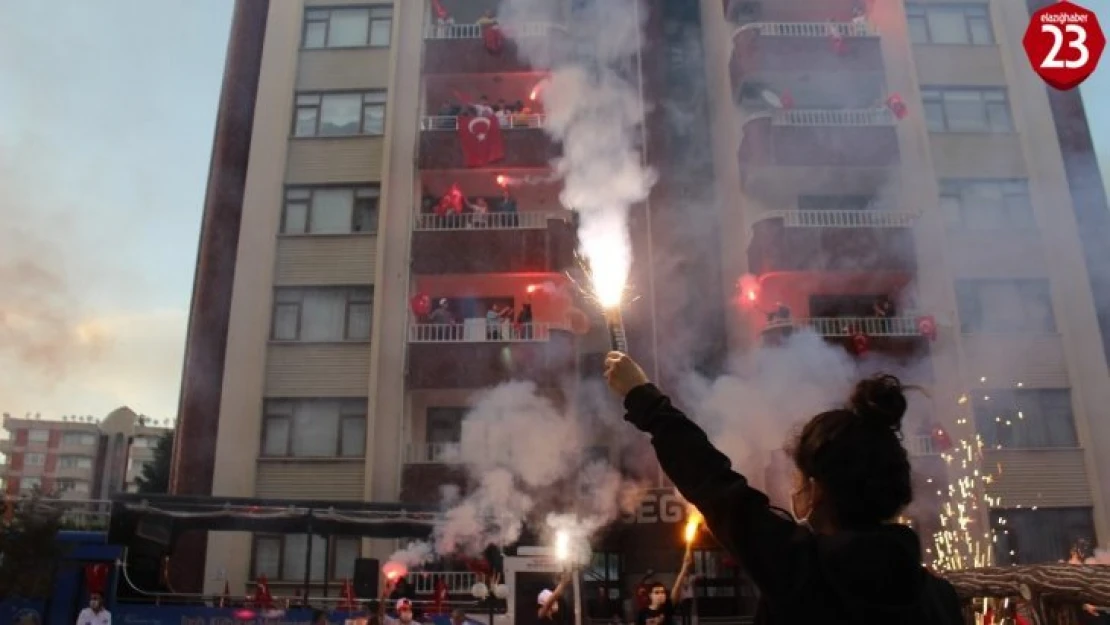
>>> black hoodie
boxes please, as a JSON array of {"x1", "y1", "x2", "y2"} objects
[{"x1": 623, "y1": 384, "x2": 964, "y2": 625}]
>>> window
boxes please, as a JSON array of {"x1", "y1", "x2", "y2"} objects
[
  {"x1": 132, "y1": 436, "x2": 152, "y2": 448},
  {"x1": 27, "y1": 430, "x2": 49, "y2": 443},
  {"x1": 922, "y1": 87, "x2": 1012, "y2": 133},
  {"x1": 426, "y1": 408, "x2": 465, "y2": 445},
  {"x1": 293, "y1": 91, "x2": 387, "y2": 137},
  {"x1": 283, "y1": 186, "x2": 380, "y2": 235},
  {"x1": 907, "y1": 4, "x2": 993, "y2": 45},
  {"x1": 973, "y1": 389, "x2": 1078, "y2": 448},
  {"x1": 56, "y1": 479, "x2": 89, "y2": 494},
  {"x1": 955, "y1": 279, "x2": 1056, "y2": 333},
  {"x1": 303, "y1": 6, "x2": 392, "y2": 49},
  {"x1": 59, "y1": 456, "x2": 93, "y2": 470},
  {"x1": 991, "y1": 507, "x2": 1095, "y2": 564},
  {"x1": 939, "y1": 179, "x2": 1034, "y2": 230},
  {"x1": 19, "y1": 477, "x2": 41, "y2": 492},
  {"x1": 692, "y1": 550, "x2": 738, "y2": 598},
  {"x1": 261, "y1": 399, "x2": 367, "y2": 458},
  {"x1": 62, "y1": 432, "x2": 97, "y2": 446},
  {"x1": 252, "y1": 534, "x2": 360, "y2": 581},
  {"x1": 271, "y1": 288, "x2": 374, "y2": 342},
  {"x1": 23, "y1": 452, "x2": 46, "y2": 466},
  {"x1": 587, "y1": 552, "x2": 622, "y2": 600}
]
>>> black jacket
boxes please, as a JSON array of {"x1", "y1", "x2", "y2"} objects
[{"x1": 624, "y1": 384, "x2": 964, "y2": 625}]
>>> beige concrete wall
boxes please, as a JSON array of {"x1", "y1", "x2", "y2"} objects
[
  {"x1": 203, "y1": 0, "x2": 303, "y2": 596},
  {"x1": 364, "y1": 0, "x2": 424, "y2": 564}
]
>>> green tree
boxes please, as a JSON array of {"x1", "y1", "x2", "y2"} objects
[
  {"x1": 135, "y1": 431, "x2": 174, "y2": 494},
  {"x1": 0, "y1": 490, "x2": 65, "y2": 597}
]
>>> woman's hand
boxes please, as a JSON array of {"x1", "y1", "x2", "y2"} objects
[{"x1": 604, "y1": 352, "x2": 650, "y2": 398}]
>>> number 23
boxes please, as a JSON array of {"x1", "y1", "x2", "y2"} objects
[{"x1": 1041, "y1": 23, "x2": 1090, "y2": 69}]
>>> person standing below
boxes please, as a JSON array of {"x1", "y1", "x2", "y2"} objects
[
  {"x1": 539, "y1": 572, "x2": 572, "y2": 623},
  {"x1": 603, "y1": 352, "x2": 964, "y2": 624},
  {"x1": 635, "y1": 582, "x2": 673, "y2": 625},
  {"x1": 75, "y1": 593, "x2": 110, "y2": 625}
]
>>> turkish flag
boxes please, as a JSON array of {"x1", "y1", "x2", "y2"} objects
[
  {"x1": 886, "y1": 93, "x2": 908, "y2": 119},
  {"x1": 852, "y1": 331, "x2": 869, "y2": 355},
  {"x1": 85, "y1": 563, "x2": 110, "y2": 594},
  {"x1": 432, "y1": 578, "x2": 448, "y2": 614},
  {"x1": 483, "y1": 24, "x2": 504, "y2": 54},
  {"x1": 431, "y1": 0, "x2": 448, "y2": 20},
  {"x1": 340, "y1": 578, "x2": 358, "y2": 612},
  {"x1": 916, "y1": 315, "x2": 937, "y2": 340},
  {"x1": 458, "y1": 115, "x2": 505, "y2": 167},
  {"x1": 253, "y1": 575, "x2": 274, "y2": 609}
]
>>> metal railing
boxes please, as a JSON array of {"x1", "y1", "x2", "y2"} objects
[
  {"x1": 3, "y1": 497, "x2": 112, "y2": 530},
  {"x1": 414, "y1": 211, "x2": 558, "y2": 231},
  {"x1": 769, "y1": 210, "x2": 916, "y2": 228},
  {"x1": 409, "y1": 322, "x2": 562, "y2": 343},
  {"x1": 772, "y1": 108, "x2": 895, "y2": 127},
  {"x1": 421, "y1": 114, "x2": 546, "y2": 131},
  {"x1": 411, "y1": 571, "x2": 480, "y2": 595},
  {"x1": 765, "y1": 316, "x2": 924, "y2": 337},
  {"x1": 905, "y1": 435, "x2": 940, "y2": 457},
  {"x1": 735, "y1": 21, "x2": 877, "y2": 38},
  {"x1": 424, "y1": 22, "x2": 551, "y2": 40},
  {"x1": 405, "y1": 442, "x2": 462, "y2": 464}
]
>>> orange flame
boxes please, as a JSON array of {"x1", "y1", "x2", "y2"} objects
[
  {"x1": 382, "y1": 561, "x2": 408, "y2": 581},
  {"x1": 496, "y1": 175, "x2": 508, "y2": 187},
  {"x1": 684, "y1": 510, "x2": 703, "y2": 544},
  {"x1": 527, "y1": 284, "x2": 537, "y2": 294}
]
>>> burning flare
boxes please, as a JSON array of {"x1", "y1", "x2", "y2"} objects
[
  {"x1": 383, "y1": 561, "x2": 408, "y2": 582},
  {"x1": 554, "y1": 529, "x2": 570, "y2": 561},
  {"x1": 684, "y1": 509, "x2": 703, "y2": 544}
]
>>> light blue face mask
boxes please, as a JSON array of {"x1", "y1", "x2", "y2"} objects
[{"x1": 790, "y1": 481, "x2": 814, "y2": 528}]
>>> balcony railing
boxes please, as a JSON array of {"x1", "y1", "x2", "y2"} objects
[
  {"x1": 771, "y1": 108, "x2": 895, "y2": 127},
  {"x1": 405, "y1": 442, "x2": 461, "y2": 464},
  {"x1": 768, "y1": 210, "x2": 916, "y2": 228},
  {"x1": 408, "y1": 322, "x2": 564, "y2": 343},
  {"x1": 735, "y1": 21, "x2": 878, "y2": 39},
  {"x1": 412, "y1": 571, "x2": 480, "y2": 595},
  {"x1": 906, "y1": 435, "x2": 940, "y2": 457},
  {"x1": 421, "y1": 114, "x2": 546, "y2": 131},
  {"x1": 414, "y1": 211, "x2": 558, "y2": 231},
  {"x1": 2, "y1": 497, "x2": 111, "y2": 530},
  {"x1": 766, "y1": 316, "x2": 924, "y2": 337},
  {"x1": 424, "y1": 22, "x2": 551, "y2": 40}
]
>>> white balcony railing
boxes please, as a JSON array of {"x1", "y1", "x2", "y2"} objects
[
  {"x1": 424, "y1": 22, "x2": 551, "y2": 40},
  {"x1": 405, "y1": 442, "x2": 461, "y2": 464},
  {"x1": 412, "y1": 571, "x2": 480, "y2": 595},
  {"x1": 421, "y1": 114, "x2": 546, "y2": 131},
  {"x1": 905, "y1": 435, "x2": 940, "y2": 457},
  {"x1": 770, "y1": 210, "x2": 917, "y2": 228},
  {"x1": 772, "y1": 108, "x2": 895, "y2": 127},
  {"x1": 414, "y1": 211, "x2": 559, "y2": 231},
  {"x1": 409, "y1": 321, "x2": 563, "y2": 343},
  {"x1": 735, "y1": 21, "x2": 878, "y2": 39},
  {"x1": 766, "y1": 316, "x2": 924, "y2": 337}
]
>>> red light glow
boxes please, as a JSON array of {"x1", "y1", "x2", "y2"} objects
[
  {"x1": 736, "y1": 274, "x2": 760, "y2": 308},
  {"x1": 496, "y1": 175, "x2": 508, "y2": 187},
  {"x1": 383, "y1": 561, "x2": 408, "y2": 581},
  {"x1": 527, "y1": 284, "x2": 537, "y2": 294}
]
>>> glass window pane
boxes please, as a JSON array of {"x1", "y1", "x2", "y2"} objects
[
  {"x1": 299, "y1": 290, "x2": 349, "y2": 342},
  {"x1": 346, "y1": 303, "x2": 372, "y2": 340},
  {"x1": 943, "y1": 91, "x2": 987, "y2": 131},
  {"x1": 907, "y1": 17, "x2": 929, "y2": 44},
  {"x1": 328, "y1": 9, "x2": 370, "y2": 47},
  {"x1": 304, "y1": 21, "x2": 327, "y2": 48},
  {"x1": 341, "y1": 417, "x2": 367, "y2": 457},
  {"x1": 255, "y1": 538, "x2": 282, "y2": 578},
  {"x1": 319, "y1": 94, "x2": 362, "y2": 136},
  {"x1": 926, "y1": 10, "x2": 970, "y2": 44},
  {"x1": 334, "y1": 538, "x2": 360, "y2": 579},
  {"x1": 363, "y1": 103, "x2": 385, "y2": 135},
  {"x1": 284, "y1": 202, "x2": 308, "y2": 234},
  {"x1": 273, "y1": 303, "x2": 300, "y2": 340},
  {"x1": 263, "y1": 417, "x2": 290, "y2": 456},
  {"x1": 29, "y1": 430, "x2": 50, "y2": 443},
  {"x1": 287, "y1": 188, "x2": 312, "y2": 200},
  {"x1": 353, "y1": 197, "x2": 378, "y2": 233},
  {"x1": 309, "y1": 189, "x2": 354, "y2": 234},
  {"x1": 924, "y1": 101, "x2": 946, "y2": 132},
  {"x1": 940, "y1": 194, "x2": 962, "y2": 227},
  {"x1": 987, "y1": 102, "x2": 1012, "y2": 132},
  {"x1": 370, "y1": 19, "x2": 392, "y2": 46},
  {"x1": 291, "y1": 401, "x2": 339, "y2": 457},
  {"x1": 969, "y1": 17, "x2": 993, "y2": 44},
  {"x1": 295, "y1": 108, "x2": 318, "y2": 137}
]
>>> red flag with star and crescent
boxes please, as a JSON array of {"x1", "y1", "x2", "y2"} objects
[{"x1": 458, "y1": 114, "x2": 505, "y2": 167}]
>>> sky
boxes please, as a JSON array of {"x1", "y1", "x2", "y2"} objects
[{"x1": 0, "y1": 1, "x2": 1106, "y2": 425}]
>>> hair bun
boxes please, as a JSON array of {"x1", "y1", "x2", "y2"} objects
[{"x1": 849, "y1": 374, "x2": 907, "y2": 431}]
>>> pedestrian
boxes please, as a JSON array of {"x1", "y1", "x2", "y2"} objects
[
  {"x1": 603, "y1": 352, "x2": 964, "y2": 624},
  {"x1": 75, "y1": 593, "x2": 111, "y2": 625}
]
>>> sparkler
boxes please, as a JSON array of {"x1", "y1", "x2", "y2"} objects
[
  {"x1": 683, "y1": 509, "x2": 703, "y2": 560},
  {"x1": 554, "y1": 529, "x2": 570, "y2": 563}
]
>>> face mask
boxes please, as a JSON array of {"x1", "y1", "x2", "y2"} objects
[{"x1": 789, "y1": 485, "x2": 811, "y2": 526}]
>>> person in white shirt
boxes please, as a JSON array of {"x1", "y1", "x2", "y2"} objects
[{"x1": 75, "y1": 593, "x2": 110, "y2": 625}]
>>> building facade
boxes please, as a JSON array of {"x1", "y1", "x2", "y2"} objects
[
  {"x1": 172, "y1": 0, "x2": 1110, "y2": 614},
  {"x1": 1, "y1": 408, "x2": 170, "y2": 500}
]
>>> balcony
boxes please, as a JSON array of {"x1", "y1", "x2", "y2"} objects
[
  {"x1": 731, "y1": 22, "x2": 883, "y2": 87},
  {"x1": 761, "y1": 316, "x2": 932, "y2": 360},
  {"x1": 412, "y1": 211, "x2": 575, "y2": 274},
  {"x1": 424, "y1": 22, "x2": 558, "y2": 74},
  {"x1": 407, "y1": 322, "x2": 576, "y2": 389},
  {"x1": 739, "y1": 109, "x2": 899, "y2": 202},
  {"x1": 400, "y1": 443, "x2": 468, "y2": 505},
  {"x1": 419, "y1": 115, "x2": 557, "y2": 170},
  {"x1": 747, "y1": 210, "x2": 917, "y2": 274}
]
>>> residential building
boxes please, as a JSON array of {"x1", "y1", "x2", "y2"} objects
[
  {"x1": 1, "y1": 408, "x2": 171, "y2": 500},
  {"x1": 171, "y1": 0, "x2": 1110, "y2": 614}
]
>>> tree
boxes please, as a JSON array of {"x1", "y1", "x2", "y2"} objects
[
  {"x1": 135, "y1": 430, "x2": 174, "y2": 494},
  {"x1": 0, "y1": 490, "x2": 65, "y2": 597}
]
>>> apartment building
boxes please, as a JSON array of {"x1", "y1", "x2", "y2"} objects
[
  {"x1": 1, "y1": 407, "x2": 171, "y2": 499},
  {"x1": 171, "y1": 0, "x2": 1110, "y2": 615}
]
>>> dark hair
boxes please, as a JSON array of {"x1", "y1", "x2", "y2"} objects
[
  {"x1": 311, "y1": 610, "x2": 327, "y2": 624},
  {"x1": 789, "y1": 374, "x2": 913, "y2": 529},
  {"x1": 648, "y1": 582, "x2": 667, "y2": 593}
]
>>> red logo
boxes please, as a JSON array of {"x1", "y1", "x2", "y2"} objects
[{"x1": 1023, "y1": 0, "x2": 1104, "y2": 91}]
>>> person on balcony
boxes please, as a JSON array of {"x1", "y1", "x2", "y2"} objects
[
  {"x1": 872, "y1": 295, "x2": 895, "y2": 319},
  {"x1": 517, "y1": 302, "x2": 534, "y2": 340},
  {"x1": 476, "y1": 9, "x2": 497, "y2": 27},
  {"x1": 603, "y1": 354, "x2": 964, "y2": 624},
  {"x1": 766, "y1": 302, "x2": 790, "y2": 325},
  {"x1": 467, "y1": 197, "x2": 489, "y2": 227},
  {"x1": 429, "y1": 299, "x2": 456, "y2": 340},
  {"x1": 486, "y1": 304, "x2": 503, "y2": 340},
  {"x1": 474, "y1": 95, "x2": 495, "y2": 118},
  {"x1": 497, "y1": 188, "x2": 518, "y2": 227}
]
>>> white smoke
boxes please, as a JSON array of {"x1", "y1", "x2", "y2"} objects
[
  {"x1": 390, "y1": 541, "x2": 435, "y2": 570},
  {"x1": 499, "y1": 0, "x2": 656, "y2": 306}
]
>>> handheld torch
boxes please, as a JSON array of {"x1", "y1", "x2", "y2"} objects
[{"x1": 604, "y1": 307, "x2": 628, "y2": 353}]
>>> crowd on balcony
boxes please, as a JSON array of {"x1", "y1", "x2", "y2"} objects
[
  {"x1": 419, "y1": 185, "x2": 519, "y2": 228},
  {"x1": 432, "y1": 96, "x2": 543, "y2": 130},
  {"x1": 415, "y1": 297, "x2": 537, "y2": 342}
]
